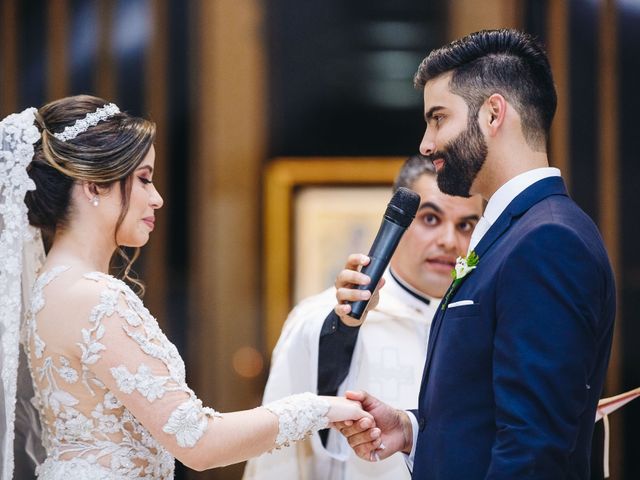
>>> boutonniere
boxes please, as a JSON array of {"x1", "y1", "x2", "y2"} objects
[{"x1": 441, "y1": 251, "x2": 480, "y2": 311}]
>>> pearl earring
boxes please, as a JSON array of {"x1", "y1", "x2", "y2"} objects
[{"x1": 91, "y1": 196, "x2": 99, "y2": 207}]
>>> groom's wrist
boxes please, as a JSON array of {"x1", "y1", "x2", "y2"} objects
[{"x1": 399, "y1": 410, "x2": 414, "y2": 454}]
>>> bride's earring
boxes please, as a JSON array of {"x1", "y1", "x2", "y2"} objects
[{"x1": 91, "y1": 195, "x2": 99, "y2": 207}]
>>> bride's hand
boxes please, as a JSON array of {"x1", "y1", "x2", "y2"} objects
[{"x1": 321, "y1": 395, "x2": 374, "y2": 425}]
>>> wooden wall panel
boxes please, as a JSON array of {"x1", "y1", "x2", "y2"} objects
[
  {"x1": 0, "y1": 0, "x2": 18, "y2": 115},
  {"x1": 191, "y1": 0, "x2": 266, "y2": 477},
  {"x1": 96, "y1": 0, "x2": 116, "y2": 101},
  {"x1": 144, "y1": 0, "x2": 170, "y2": 331},
  {"x1": 547, "y1": 0, "x2": 571, "y2": 185},
  {"x1": 447, "y1": 0, "x2": 523, "y2": 40},
  {"x1": 46, "y1": 0, "x2": 69, "y2": 101},
  {"x1": 598, "y1": 1, "x2": 622, "y2": 477}
]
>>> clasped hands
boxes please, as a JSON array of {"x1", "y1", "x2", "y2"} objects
[{"x1": 329, "y1": 390, "x2": 413, "y2": 462}]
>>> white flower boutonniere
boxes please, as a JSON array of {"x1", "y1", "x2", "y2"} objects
[
  {"x1": 453, "y1": 251, "x2": 479, "y2": 281},
  {"x1": 441, "y1": 251, "x2": 480, "y2": 310}
]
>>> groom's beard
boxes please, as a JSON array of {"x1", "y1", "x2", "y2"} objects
[{"x1": 426, "y1": 117, "x2": 488, "y2": 198}]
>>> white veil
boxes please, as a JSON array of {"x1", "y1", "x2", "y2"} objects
[{"x1": 0, "y1": 108, "x2": 46, "y2": 480}]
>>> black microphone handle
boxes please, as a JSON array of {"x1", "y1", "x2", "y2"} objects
[{"x1": 349, "y1": 220, "x2": 406, "y2": 320}]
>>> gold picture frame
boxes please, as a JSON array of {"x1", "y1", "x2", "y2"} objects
[{"x1": 263, "y1": 157, "x2": 405, "y2": 354}]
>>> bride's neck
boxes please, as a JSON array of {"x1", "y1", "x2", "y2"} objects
[{"x1": 46, "y1": 227, "x2": 115, "y2": 273}]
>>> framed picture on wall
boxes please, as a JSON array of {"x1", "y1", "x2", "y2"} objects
[{"x1": 263, "y1": 157, "x2": 405, "y2": 354}]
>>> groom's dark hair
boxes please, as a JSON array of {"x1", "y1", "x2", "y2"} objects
[{"x1": 414, "y1": 29, "x2": 557, "y2": 152}]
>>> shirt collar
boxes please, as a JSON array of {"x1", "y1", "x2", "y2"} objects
[
  {"x1": 387, "y1": 268, "x2": 434, "y2": 307},
  {"x1": 483, "y1": 167, "x2": 561, "y2": 226}
]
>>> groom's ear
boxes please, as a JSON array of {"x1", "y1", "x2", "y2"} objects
[{"x1": 481, "y1": 94, "x2": 507, "y2": 136}]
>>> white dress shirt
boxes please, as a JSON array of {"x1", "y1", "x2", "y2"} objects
[{"x1": 467, "y1": 167, "x2": 561, "y2": 253}]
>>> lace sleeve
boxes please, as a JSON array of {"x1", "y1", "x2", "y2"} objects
[
  {"x1": 71, "y1": 274, "x2": 332, "y2": 469},
  {"x1": 264, "y1": 392, "x2": 329, "y2": 449},
  {"x1": 79, "y1": 273, "x2": 220, "y2": 450}
]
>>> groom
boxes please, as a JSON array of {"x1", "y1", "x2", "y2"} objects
[{"x1": 338, "y1": 29, "x2": 616, "y2": 479}]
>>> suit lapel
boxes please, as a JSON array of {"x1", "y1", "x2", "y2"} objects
[
  {"x1": 474, "y1": 176, "x2": 567, "y2": 257},
  {"x1": 470, "y1": 209, "x2": 514, "y2": 259},
  {"x1": 419, "y1": 176, "x2": 569, "y2": 399}
]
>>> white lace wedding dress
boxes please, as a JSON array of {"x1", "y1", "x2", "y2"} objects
[
  {"x1": 23, "y1": 266, "x2": 209, "y2": 479},
  {"x1": 22, "y1": 266, "x2": 328, "y2": 479}
]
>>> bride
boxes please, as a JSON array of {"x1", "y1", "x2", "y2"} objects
[{"x1": 0, "y1": 95, "x2": 372, "y2": 479}]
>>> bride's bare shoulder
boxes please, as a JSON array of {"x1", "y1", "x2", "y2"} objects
[{"x1": 36, "y1": 266, "x2": 125, "y2": 323}]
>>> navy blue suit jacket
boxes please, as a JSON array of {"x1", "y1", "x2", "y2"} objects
[{"x1": 412, "y1": 177, "x2": 615, "y2": 479}]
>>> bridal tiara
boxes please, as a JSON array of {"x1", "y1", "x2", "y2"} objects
[{"x1": 53, "y1": 103, "x2": 120, "y2": 142}]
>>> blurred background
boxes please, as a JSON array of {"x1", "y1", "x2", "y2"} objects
[{"x1": 1, "y1": 0, "x2": 638, "y2": 478}]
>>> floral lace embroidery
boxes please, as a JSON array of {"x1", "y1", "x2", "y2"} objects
[
  {"x1": 25, "y1": 268, "x2": 220, "y2": 479},
  {"x1": 264, "y1": 392, "x2": 329, "y2": 448},
  {"x1": 110, "y1": 364, "x2": 170, "y2": 401},
  {"x1": 162, "y1": 398, "x2": 219, "y2": 448}
]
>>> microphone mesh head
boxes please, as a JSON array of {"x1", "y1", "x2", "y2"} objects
[{"x1": 385, "y1": 187, "x2": 420, "y2": 228}]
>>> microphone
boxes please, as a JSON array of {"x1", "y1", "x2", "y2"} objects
[{"x1": 349, "y1": 187, "x2": 420, "y2": 320}]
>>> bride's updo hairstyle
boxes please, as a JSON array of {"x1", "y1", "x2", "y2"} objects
[{"x1": 25, "y1": 94, "x2": 156, "y2": 293}]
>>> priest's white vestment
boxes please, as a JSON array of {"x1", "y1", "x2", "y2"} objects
[{"x1": 243, "y1": 270, "x2": 437, "y2": 480}]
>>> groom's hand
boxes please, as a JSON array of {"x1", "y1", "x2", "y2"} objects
[{"x1": 335, "y1": 390, "x2": 413, "y2": 462}]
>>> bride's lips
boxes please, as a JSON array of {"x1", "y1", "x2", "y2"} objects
[
  {"x1": 426, "y1": 256, "x2": 456, "y2": 273},
  {"x1": 142, "y1": 217, "x2": 155, "y2": 230}
]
